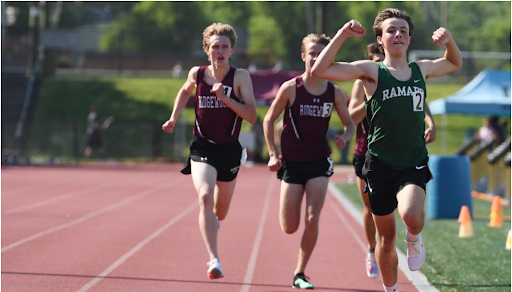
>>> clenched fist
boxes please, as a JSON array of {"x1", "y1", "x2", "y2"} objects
[
  {"x1": 162, "y1": 119, "x2": 176, "y2": 133},
  {"x1": 338, "y1": 20, "x2": 366, "y2": 38},
  {"x1": 432, "y1": 27, "x2": 452, "y2": 46}
]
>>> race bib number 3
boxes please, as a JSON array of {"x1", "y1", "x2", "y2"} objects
[{"x1": 322, "y1": 102, "x2": 333, "y2": 117}]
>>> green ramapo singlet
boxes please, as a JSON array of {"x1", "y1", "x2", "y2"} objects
[{"x1": 365, "y1": 62, "x2": 428, "y2": 170}]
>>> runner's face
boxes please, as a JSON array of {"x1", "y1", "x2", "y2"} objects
[
  {"x1": 206, "y1": 35, "x2": 233, "y2": 66},
  {"x1": 302, "y1": 42, "x2": 326, "y2": 71},
  {"x1": 378, "y1": 18, "x2": 410, "y2": 57}
]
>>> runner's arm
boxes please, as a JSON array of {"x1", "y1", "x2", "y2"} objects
[
  {"x1": 348, "y1": 79, "x2": 367, "y2": 125},
  {"x1": 162, "y1": 66, "x2": 198, "y2": 133},
  {"x1": 263, "y1": 80, "x2": 294, "y2": 171},
  {"x1": 333, "y1": 86, "x2": 355, "y2": 149}
]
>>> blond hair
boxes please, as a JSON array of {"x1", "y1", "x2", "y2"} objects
[
  {"x1": 202, "y1": 23, "x2": 237, "y2": 50},
  {"x1": 301, "y1": 33, "x2": 331, "y2": 53}
]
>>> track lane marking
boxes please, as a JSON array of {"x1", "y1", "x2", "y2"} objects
[
  {"x1": 328, "y1": 182, "x2": 440, "y2": 292},
  {"x1": 75, "y1": 201, "x2": 197, "y2": 292},
  {"x1": 2, "y1": 178, "x2": 182, "y2": 252},
  {"x1": 2, "y1": 173, "x2": 148, "y2": 215},
  {"x1": 240, "y1": 173, "x2": 276, "y2": 292}
]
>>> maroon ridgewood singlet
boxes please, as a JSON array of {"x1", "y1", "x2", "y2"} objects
[
  {"x1": 280, "y1": 76, "x2": 334, "y2": 161},
  {"x1": 193, "y1": 66, "x2": 242, "y2": 144},
  {"x1": 354, "y1": 118, "x2": 370, "y2": 157}
]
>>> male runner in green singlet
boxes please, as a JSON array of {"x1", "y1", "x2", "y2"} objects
[{"x1": 312, "y1": 8, "x2": 461, "y2": 292}]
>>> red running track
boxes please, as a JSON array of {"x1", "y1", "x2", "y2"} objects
[{"x1": 2, "y1": 163, "x2": 420, "y2": 292}]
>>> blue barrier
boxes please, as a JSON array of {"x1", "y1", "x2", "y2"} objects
[{"x1": 427, "y1": 155, "x2": 472, "y2": 219}]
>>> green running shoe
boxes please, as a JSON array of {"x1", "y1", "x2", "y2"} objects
[{"x1": 293, "y1": 273, "x2": 314, "y2": 289}]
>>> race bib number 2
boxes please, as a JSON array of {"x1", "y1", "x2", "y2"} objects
[{"x1": 412, "y1": 91, "x2": 424, "y2": 112}]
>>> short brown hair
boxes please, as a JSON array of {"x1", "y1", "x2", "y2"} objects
[
  {"x1": 202, "y1": 23, "x2": 237, "y2": 50},
  {"x1": 365, "y1": 42, "x2": 384, "y2": 60},
  {"x1": 301, "y1": 33, "x2": 331, "y2": 54},
  {"x1": 373, "y1": 8, "x2": 414, "y2": 37}
]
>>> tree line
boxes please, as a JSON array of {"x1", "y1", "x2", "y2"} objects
[{"x1": 4, "y1": 2, "x2": 511, "y2": 69}]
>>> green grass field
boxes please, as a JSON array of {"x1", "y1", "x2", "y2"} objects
[
  {"x1": 336, "y1": 182, "x2": 511, "y2": 292},
  {"x1": 35, "y1": 75, "x2": 508, "y2": 162}
]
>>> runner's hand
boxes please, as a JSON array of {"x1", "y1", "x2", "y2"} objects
[
  {"x1": 267, "y1": 155, "x2": 282, "y2": 172},
  {"x1": 338, "y1": 20, "x2": 366, "y2": 38},
  {"x1": 334, "y1": 135, "x2": 347, "y2": 150},
  {"x1": 212, "y1": 82, "x2": 227, "y2": 101},
  {"x1": 432, "y1": 27, "x2": 452, "y2": 46},
  {"x1": 424, "y1": 126, "x2": 436, "y2": 144},
  {"x1": 162, "y1": 119, "x2": 176, "y2": 133}
]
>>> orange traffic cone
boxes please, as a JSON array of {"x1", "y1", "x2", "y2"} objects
[
  {"x1": 489, "y1": 196, "x2": 504, "y2": 228},
  {"x1": 506, "y1": 230, "x2": 511, "y2": 250},
  {"x1": 458, "y1": 205, "x2": 474, "y2": 238}
]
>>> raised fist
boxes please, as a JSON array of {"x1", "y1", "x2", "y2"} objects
[
  {"x1": 432, "y1": 27, "x2": 452, "y2": 46},
  {"x1": 339, "y1": 20, "x2": 366, "y2": 38}
]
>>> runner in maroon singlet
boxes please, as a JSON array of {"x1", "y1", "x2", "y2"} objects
[
  {"x1": 162, "y1": 23, "x2": 257, "y2": 280},
  {"x1": 263, "y1": 34, "x2": 355, "y2": 289}
]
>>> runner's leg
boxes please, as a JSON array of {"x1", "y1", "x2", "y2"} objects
[
  {"x1": 295, "y1": 176, "x2": 328, "y2": 275},
  {"x1": 191, "y1": 160, "x2": 219, "y2": 261}
]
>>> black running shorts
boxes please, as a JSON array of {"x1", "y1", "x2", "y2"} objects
[
  {"x1": 277, "y1": 157, "x2": 334, "y2": 186},
  {"x1": 362, "y1": 152, "x2": 432, "y2": 216},
  {"x1": 352, "y1": 154, "x2": 365, "y2": 179},
  {"x1": 181, "y1": 136, "x2": 242, "y2": 182}
]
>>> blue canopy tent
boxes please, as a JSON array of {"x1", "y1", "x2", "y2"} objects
[
  {"x1": 429, "y1": 70, "x2": 511, "y2": 116},
  {"x1": 428, "y1": 70, "x2": 511, "y2": 153}
]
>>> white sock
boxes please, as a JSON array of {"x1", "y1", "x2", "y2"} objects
[
  {"x1": 383, "y1": 282, "x2": 398, "y2": 292},
  {"x1": 406, "y1": 229, "x2": 419, "y2": 242}
]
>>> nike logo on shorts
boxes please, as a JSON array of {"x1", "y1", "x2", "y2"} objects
[{"x1": 415, "y1": 165, "x2": 426, "y2": 170}]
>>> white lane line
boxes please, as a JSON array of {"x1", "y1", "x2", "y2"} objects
[
  {"x1": 2, "y1": 174, "x2": 147, "y2": 215},
  {"x1": 240, "y1": 174, "x2": 276, "y2": 292},
  {"x1": 2, "y1": 178, "x2": 180, "y2": 253},
  {"x1": 75, "y1": 201, "x2": 197, "y2": 292},
  {"x1": 328, "y1": 182, "x2": 440, "y2": 292},
  {"x1": 328, "y1": 196, "x2": 368, "y2": 251}
]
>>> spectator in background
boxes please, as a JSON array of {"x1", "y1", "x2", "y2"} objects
[
  {"x1": 477, "y1": 116, "x2": 500, "y2": 145},
  {"x1": 84, "y1": 105, "x2": 114, "y2": 158},
  {"x1": 172, "y1": 61, "x2": 183, "y2": 78}
]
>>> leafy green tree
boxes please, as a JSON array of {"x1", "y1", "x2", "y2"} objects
[
  {"x1": 247, "y1": 14, "x2": 286, "y2": 64},
  {"x1": 100, "y1": 2, "x2": 209, "y2": 53}
]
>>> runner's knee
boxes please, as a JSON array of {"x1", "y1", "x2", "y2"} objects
[
  {"x1": 304, "y1": 213, "x2": 319, "y2": 229},
  {"x1": 198, "y1": 193, "x2": 215, "y2": 210},
  {"x1": 401, "y1": 211, "x2": 424, "y2": 232}
]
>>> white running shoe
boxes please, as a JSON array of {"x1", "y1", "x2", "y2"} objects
[
  {"x1": 405, "y1": 233, "x2": 426, "y2": 271},
  {"x1": 207, "y1": 258, "x2": 224, "y2": 279},
  {"x1": 366, "y1": 252, "x2": 379, "y2": 278}
]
